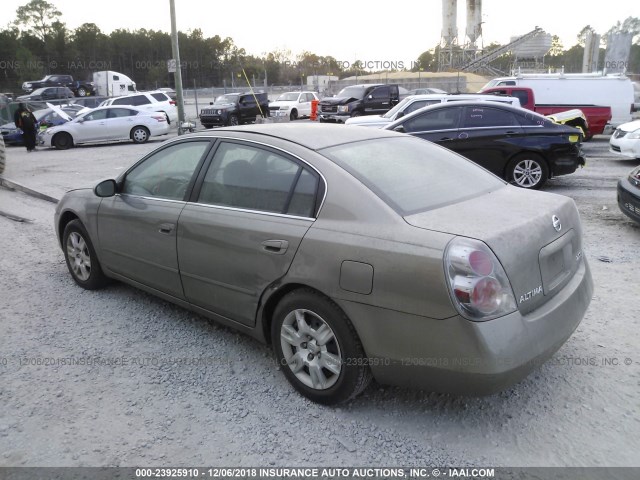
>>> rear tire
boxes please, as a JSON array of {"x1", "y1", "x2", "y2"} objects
[
  {"x1": 506, "y1": 153, "x2": 549, "y2": 189},
  {"x1": 272, "y1": 289, "x2": 372, "y2": 405},
  {"x1": 131, "y1": 126, "x2": 150, "y2": 144},
  {"x1": 77, "y1": 87, "x2": 87, "y2": 97},
  {"x1": 62, "y1": 219, "x2": 109, "y2": 290},
  {"x1": 53, "y1": 132, "x2": 73, "y2": 150}
]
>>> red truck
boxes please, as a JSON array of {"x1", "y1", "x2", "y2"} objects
[{"x1": 480, "y1": 86, "x2": 611, "y2": 140}]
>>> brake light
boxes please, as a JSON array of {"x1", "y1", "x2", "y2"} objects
[
  {"x1": 170, "y1": 100, "x2": 176, "y2": 106},
  {"x1": 445, "y1": 237, "x2": 517, "y2": 321},
  {"x1": 152, "y1": 115, "x2": 166, "y2": 122}
]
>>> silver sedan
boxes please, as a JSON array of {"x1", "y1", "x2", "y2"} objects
[{"x1": 54, "y1": 124, "x2": 593, "y2": 404}]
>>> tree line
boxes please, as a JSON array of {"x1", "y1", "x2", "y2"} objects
[{"x1": 1, "y1": 0, "x2": 639, "y2": 94}]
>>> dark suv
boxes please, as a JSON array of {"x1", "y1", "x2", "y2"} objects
[
  {"x1": 200, "y1": 92, "x2": 269, "y2": 128},
  {"x1": 318, "y1": 84, "x2": 400, "y2": 123}
]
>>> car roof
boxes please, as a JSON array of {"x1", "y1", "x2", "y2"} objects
[
  {"x1": 182, "y1": 123, "x2": 402, "y2": 151},
  {"x1": 385, "y1": 100, "x2": 539, "y2": 129}
]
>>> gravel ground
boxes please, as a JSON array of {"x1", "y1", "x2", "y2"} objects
[{"x1": 0, "y1": 134, "x2": 638, "y2": 468}]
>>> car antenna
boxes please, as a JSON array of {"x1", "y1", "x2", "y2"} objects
[{"x1": 241, "y1": 68, "x2": 266, "y2": 118}]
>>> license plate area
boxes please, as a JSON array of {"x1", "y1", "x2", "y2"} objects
[{"x1": 539, "y1": 229, "x2": 577, "y2": 295}]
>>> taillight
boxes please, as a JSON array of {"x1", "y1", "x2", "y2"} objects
[
  {"x1": 445, "y1": 237, "x2": 517, "y2": 321},
  {"x1": 170, "y1": 100, "x2": 176, "y2": 106},
  {"x1": 152, "y1": 115, "x2": 166, "y2": 122}
]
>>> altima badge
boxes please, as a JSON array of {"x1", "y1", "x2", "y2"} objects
[{"x1": 552, "y1": 215, "x2": 562, "y2": 232}]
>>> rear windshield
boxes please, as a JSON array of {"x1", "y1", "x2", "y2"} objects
[{"x1": 321, "y1": 137, "x2": 505, "y2": 215}]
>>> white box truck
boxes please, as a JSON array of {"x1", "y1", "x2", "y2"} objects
[
  {"x1": 92, "y1": 71, "x2": 136, "y2": 97},
  {"x1": 481, "y1": 73, "x2": 635, "y2": 133}
]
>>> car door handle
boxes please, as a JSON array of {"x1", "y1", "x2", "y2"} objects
[
  {"x1": 261, "y1": 239, "x2": 289, "y2": 254},
  {"x1": 440, "y1": 137, "x2": 453, "y2": 141},
  {"x1": 158, "y1": 223, "x2": 175, "y2": 235}
]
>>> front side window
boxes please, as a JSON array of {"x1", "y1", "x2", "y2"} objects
[
  {"x1": 197, "y1": 142, "x2": 319, "y2": 216},
  {"x1": 122, "y1": 141, "x2": 210, "y2": 200},
  {"x1": 82, "y1": 109, "x2": 108, "y2": 121},
  {"x1": 371, "y1": 87, "x2": 389, "y2": 99},
  {"x1": 402, "y1": 106, "x2": 462, "y2": 132}
]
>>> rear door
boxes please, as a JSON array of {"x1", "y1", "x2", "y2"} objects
[
  {"x1": 105, "y1": 107, "x2": 139, "y2": 140},
  {"x1": 177, "y1": 140, "x2": 321, "y2": 326}
]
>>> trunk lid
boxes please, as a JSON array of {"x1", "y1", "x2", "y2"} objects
[{"x1": 404, "y1": 187, "x2": 584, "y2": 315}]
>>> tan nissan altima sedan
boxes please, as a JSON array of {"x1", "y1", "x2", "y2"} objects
[{"x1": 54, "y1": 124, "x2": 593, "y2": 404}]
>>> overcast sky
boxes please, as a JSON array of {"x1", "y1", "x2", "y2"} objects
[{"x1": 5, "y1": 0, "x2": 638, "y2": 65}]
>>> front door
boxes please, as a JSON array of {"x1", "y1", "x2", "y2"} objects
[
  {"x1": 178, "y1": 140, "x2": 321, "y2": 326},
  {"x1": 451, "y1": 105, "x2": 524, "y2": 176},
  {"x1": 400, "y1": 105, "x2": 463, "y2": 147},
  {"x1": 97, "y1": 140, "x2": 212, "y2": 298}
]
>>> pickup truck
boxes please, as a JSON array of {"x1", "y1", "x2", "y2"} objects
[
  {"x1": 480, "y1": 86, "x2": 611, "y2": 140},
  {"x1": 318, "y1": 84, "x2": 400, "y2": 123},
  {"x1": 22, "y1": 75, "x2": 96, "y2": 97}
]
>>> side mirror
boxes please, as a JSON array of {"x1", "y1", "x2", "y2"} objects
[
  {"x1": 393, "y1": 125, "x2": 406, "y2": 133},
  {"x1": 368, "y1": 94, "x2": 373, "y2": 99},
  {"x1": 77, "y1": 117, "x2": 85, "y2": 123},
  {"x1": 94, "y1": 179, "x2": 117, "y2": 197}
]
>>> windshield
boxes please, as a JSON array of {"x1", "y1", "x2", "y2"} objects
[
  {"x1": 336, "y1": 86, "x2": 366, "y2": 100},
  {"x1": 215, "y1": 94, "x2": 239, "y2": 104},
  {"x1": 382, "y1": 97, "x2": 413, "y2": 119},
  {"x1": 321, "y1": 137, "x2": 504, "y2": 215},
  {"x1": 276, "y1": 93, "x2": 299, "y2": 102}
]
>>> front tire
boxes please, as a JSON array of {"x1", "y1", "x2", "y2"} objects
[
  {"x1": 228, "y1": 115, "x2": 239, "y2": 126},
  {"x1": 131, "y1": 126, "x2": 150, "y2": 144},
  {"x1": 272, "y1": 289, "x2": 372, "y2": 405},
  {"x1": 62, "y1": 220, "x2": 109, "y2": 290},
  {"x1": 290, "y1": 109, "x2": 298, "y2": 121},
  {"x1": 53, "y1": 132, "x2": 73, "y2": 150},
  {"x1": 506, "y1": 153, "x2": 549, "y2": 189},
  {"x1": 350, "y1": 110, "x2": 362, "y2": 118},
  {"x1": 77, "y1": 87, "x2": 87, "y2": 97}
]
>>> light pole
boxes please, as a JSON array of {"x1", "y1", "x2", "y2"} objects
[{"x1": 169, "y1": 0, "x2": 186, "y2": 134}]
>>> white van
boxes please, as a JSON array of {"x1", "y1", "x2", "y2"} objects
[
  {"x1": 481, "y1": 73, "x2": 635, "y2": 131},
  {"x1": 345, "y1": 93, "x2": 521, "y2": 127},
  {"x1": 92, "y1": 71, "x2": 137, "y2": 97}
]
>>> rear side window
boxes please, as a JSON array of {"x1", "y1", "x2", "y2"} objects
[
  {"x1": 321, "y1": 137, "x2": 504, "y2": 215},
  {"x1": 108, "y1": 108, "x2": 137, "y2": 118},
  {"x1": 197, "y1": 142, "x2": 319, "y2": 217},
  {"x1": 151, "y1": 93, "x2": 169, "y2": 102}
]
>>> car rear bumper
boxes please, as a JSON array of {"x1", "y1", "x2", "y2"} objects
[
  {"x1": 339, "y1": 258, "x2": 593, "y2": 395},
  {"x1": 617, "y1": 178, "x2": 640, "y2": 223}
]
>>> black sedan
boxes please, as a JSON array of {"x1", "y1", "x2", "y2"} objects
[
  {"x1": 384, "y1": 101, "x2": 585, "y2": 189},
  {"x1": 16, "y1": 87, "x2": 75, "y2": 102},
  {"x1": 618, "y1": 166, "x2": 640, "y2": 223}
]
